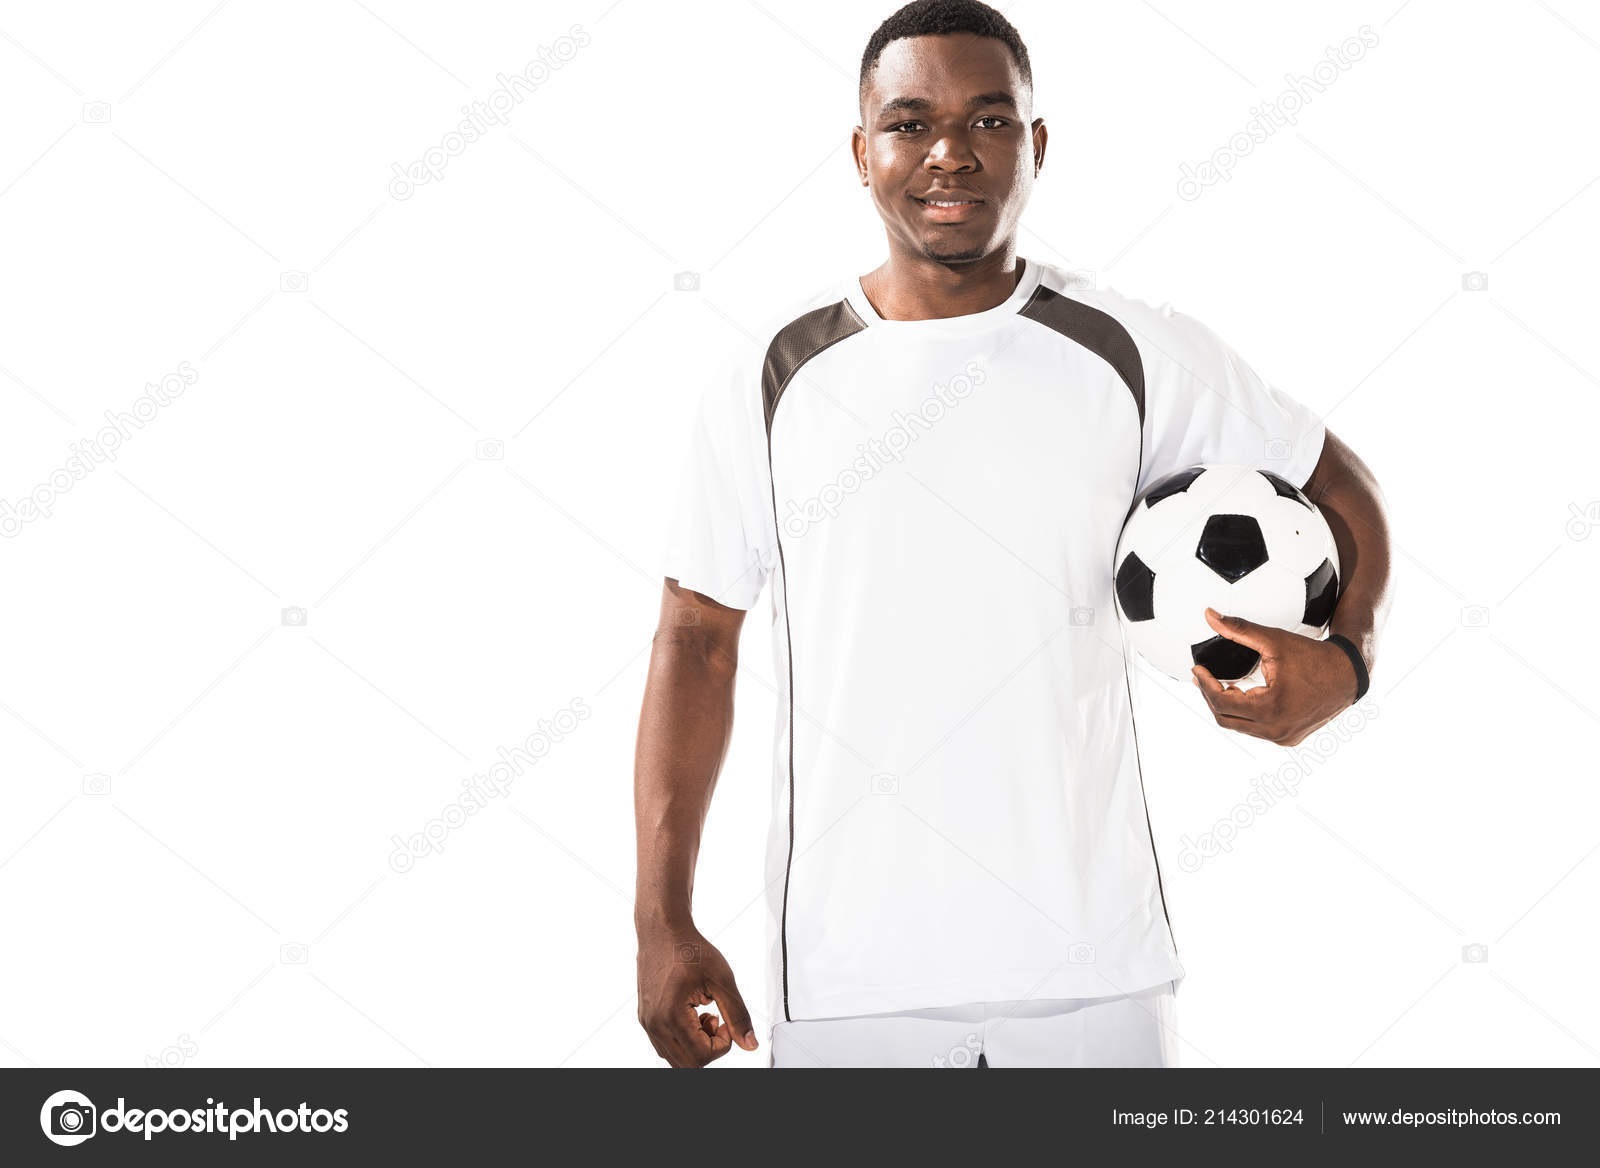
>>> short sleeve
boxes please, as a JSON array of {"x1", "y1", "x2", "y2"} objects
[
  {"x1": 1135, "y1": 307, "x2": 1325, "y2": 499},
  {"x1": 660, "y1": 353, "x2": 776, "y2": 610}
]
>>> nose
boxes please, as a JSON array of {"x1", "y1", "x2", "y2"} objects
[{"x1": 925, "y1": 131, "x2": 977, "y2": 173}]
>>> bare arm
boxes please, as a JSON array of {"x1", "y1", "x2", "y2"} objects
[
  {"x1": 1301, "y1": 427, "x2": 1393, "y2": 685},
  {"x1": 633, "y1": 578, "x2": 759, "y2": 1066}
]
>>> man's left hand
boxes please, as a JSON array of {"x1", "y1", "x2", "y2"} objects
[{"x1": 1191, "y1": 607, "x2": 1360, "y2": 747}]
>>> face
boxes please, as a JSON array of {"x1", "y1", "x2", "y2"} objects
[{"x1": 853, "y1": 33, "x2": 1045, "y2": 265}]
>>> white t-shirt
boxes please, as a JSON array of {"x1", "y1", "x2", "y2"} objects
[{"x1": 662, "y1": 257, "x2": 1325, "y2": 1025}]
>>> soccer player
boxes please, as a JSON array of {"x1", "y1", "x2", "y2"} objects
[{"x1": 634, "y1": 0, "x2": 1392, "y2": 1068}]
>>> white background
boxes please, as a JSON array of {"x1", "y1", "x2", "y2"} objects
[{"x1": 1, "y1": 0, "x2": 1596, "y2": 1069}]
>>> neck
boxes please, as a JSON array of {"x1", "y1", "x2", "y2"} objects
[{"x1": 859, "y1": 246, "x2": 1024, "y2": 322}]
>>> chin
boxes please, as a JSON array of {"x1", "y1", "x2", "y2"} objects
[{"x1": 920, "y1": 241, "x2": 989, "y2": 264}]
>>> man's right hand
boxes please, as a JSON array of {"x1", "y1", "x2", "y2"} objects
[{"x1": 636, "y1": 924, "x2": 758, "y2": 1067}]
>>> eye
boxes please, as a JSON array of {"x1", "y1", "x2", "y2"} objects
[
  {"x1": 889, "y1": 121, "x2": 924, "y2": 133},
  {"x1": 975, "y1": 116, "x2": 1007, "y2": 129}
]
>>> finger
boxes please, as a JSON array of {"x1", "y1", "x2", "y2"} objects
[
  {"x1": 708, "y1": 979, "x2": 758, "y2": 1052},
  {"x1": 698, "y1": 1009, "x2": 734, "y2": 1061},
  {"x1": 681, "y1": 1003, "x2": 727, "y2": 1063},
  {"x1": 1192, "y1": 665, "x2": 1265, "y2": 719},
  {"x1": 1211, "y1": 710, "x2": 1277, "y2": 740},
  {"x1": 654, "y1": 997, "x2": 719, "y2": 1068},
  {"x1": 697, "y1": 1010, "x2": 719, "y2": 1040},
  {"x1": 681, "y1": 984, "x2": 733, "y2": 1057},
  {"x1": 694, "y1": 1008, "x2": 732, "y2": 1061},
  {"x1": 647, "y1": 1013, "x2": 703, "y2": 1068},
  {"x1": 1203, "y1": 608, "x2": 1278, "y2": 657}
]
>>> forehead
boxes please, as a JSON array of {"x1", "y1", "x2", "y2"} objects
[{"x1": 864, "y1": 32, "x2": 1025, "y2": 113}]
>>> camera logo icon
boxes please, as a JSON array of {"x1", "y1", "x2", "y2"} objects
[
  {"x1": 474, "y1": 439, "x2": 505, "y2": 461},
  {"x1": 279, "y1": 271, "x2": 309, "y2": 293},
  {"x1": 1067, "y1": 942, "x2": 1097, "y2": 965},
  {"x1": 1069, "y1": 606, "x2": 1095, "y2": 627},
  {"x1": 1461, "y1": 943, "x2": 1489, "y2": 964},
  {"x1": 81, "y1": 102, "x2": 111, "y2": 124},
  {"x1": 1459, "y1": 605, "x2": 1490, "y2": 628},
  {"x1": 1264, "y1": 438, "x2": 1291, "y2": 461},
  {"x1": 40, "y1": 1090, "x2": 97, "y2": 1146},
  {"x1": 869, "y1": 773, "x2": 900, "y2": 795},
  {"x1": 673, "y1": 271, "x2": 700, "y2": 292},
  {"x1": 1461, "y1": 271, "x2": 1488, "y2": 292},
  {"x1": 281, "y1": 606, "x2": 308, "y2": 627}
]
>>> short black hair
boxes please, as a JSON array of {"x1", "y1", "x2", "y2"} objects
[{"x1": 859, "y1": 0, "x2": 1033, "y2": 113}]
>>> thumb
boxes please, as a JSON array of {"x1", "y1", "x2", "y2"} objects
[
  {"x1": 1204, "y1": 607, "x2": 1277, "y2": 656},
  {"x1": 708, "y1": 978, "x2": 758, "y2": 1051}
]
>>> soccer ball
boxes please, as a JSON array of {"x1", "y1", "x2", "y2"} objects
[{"x1": 1113, "y1": 465, "x2": 1341, "y2": 683}]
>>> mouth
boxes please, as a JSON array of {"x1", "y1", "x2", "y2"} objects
[{"x1": 912, "y1": 194, "x2": 985, "y2": 222}]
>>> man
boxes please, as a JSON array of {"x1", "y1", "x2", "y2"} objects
[{"x1": 635, "y1": 0, "x2": 1392, "y2": 1068}]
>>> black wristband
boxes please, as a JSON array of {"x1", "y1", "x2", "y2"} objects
[{"x1": 1324, "y1": 633, "x2": 1369, "y2": 702}]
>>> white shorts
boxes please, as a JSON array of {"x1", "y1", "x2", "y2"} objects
[{"x1": 770, "y1": 982, "x2": 1179, "y2": 1068}]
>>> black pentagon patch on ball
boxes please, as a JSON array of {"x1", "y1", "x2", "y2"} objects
[
  {"x1": 1195, "y1": 514, "x2": 1268, "y2": 582},
  {"x1": 1143, "y1": 465, "x2": 1205, "y2": 508},
  {"x1": 1114, "y1": 552, "x2": 1156, "y2": 622},
  {"x1": 1258, "y1": 469, "x2": 1313, "y2": 510},
  {"x1": 1303, "y1": 558, "x2": 1339, "y2": 627},
  {"x1": 1192, "y1": 635, "x2": 1260, "y2": 682}
]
